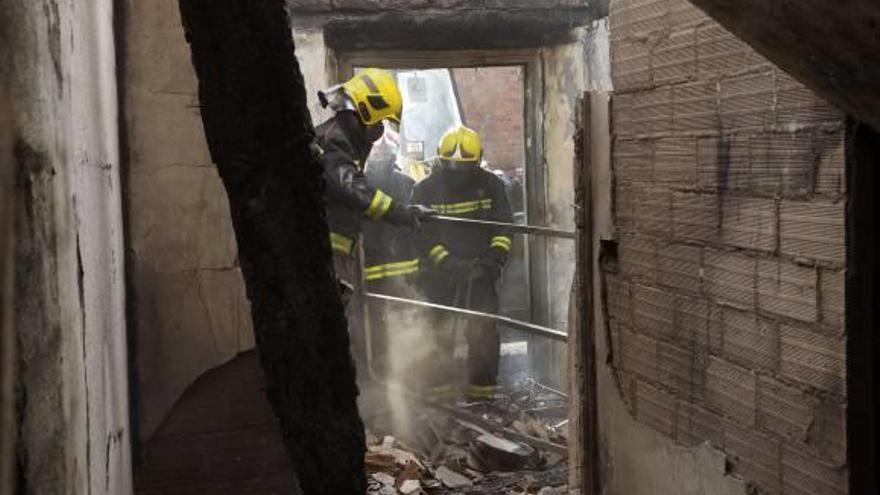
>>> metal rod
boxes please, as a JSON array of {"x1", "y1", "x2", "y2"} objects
[
  {"x1": 364, "y1": 292, "x2": 568, "y2": 343},
  {"x1": 379, "y1": 379, "x2": 569, "y2": 456},
  {"x1": 528, "y1": 379, "x2": 570, "y2": 400},
  {"x1": 422, "y1": 215, "x2": 576, "y2": 240}
]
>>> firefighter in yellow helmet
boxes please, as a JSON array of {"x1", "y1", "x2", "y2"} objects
[
  {"x1": 411, "y1": 125, "x2": 514, "y2": 401},
  {"x1": 315, "y1": 68, "x2": 432, "y2": 366},
  {"x1": 314, "y1": 69, "x2": 431, "y2": 282}
]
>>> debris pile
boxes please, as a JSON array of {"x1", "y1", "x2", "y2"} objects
[{"x1": 364, "y1": 380, "x2": 569, "y2": 494}]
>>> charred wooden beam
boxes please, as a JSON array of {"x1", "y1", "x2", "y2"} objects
[{"x1": 176, "y1": 1, "x2": 366, "y2": 493}]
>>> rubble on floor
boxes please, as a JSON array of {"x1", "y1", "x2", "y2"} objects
[{"x1": 364, "y1": 380, "x2": 569, "y2": 494}]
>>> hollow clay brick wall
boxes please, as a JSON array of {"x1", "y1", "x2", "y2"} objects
[{"x1": 607, "y1": 1, "x2": 848, "y2": 494}]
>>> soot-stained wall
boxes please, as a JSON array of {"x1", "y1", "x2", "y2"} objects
[
  {"x1": 601, "y1": 1, "x2": 848, "y2": 494},
  {"x1": 1, "y1": 0, "x2": 132, "y2": 493}
]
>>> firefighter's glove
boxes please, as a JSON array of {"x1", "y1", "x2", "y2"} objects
[
  {"x1": 473, "y1": 257, "x2": 504, "y2": 282},
  {"x1": 442, "y1": 257, "x2": 476, "y2": 281},
  {"x1": 386, "y1": 203, "x2": 437, "y2": 229}
]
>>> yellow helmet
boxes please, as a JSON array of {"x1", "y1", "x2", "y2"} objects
[
  {"x1": 342, "y1": 68, "x2": 402, "y2": 126},
  {"x1": 438, "y1": 125, "x2": 482, "y2": 163}
]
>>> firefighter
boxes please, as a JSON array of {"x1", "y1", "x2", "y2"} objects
[
  {"x1": 315, "y1": 68, "x2": 430, "y2": 286},
  {"x1": 362, "y1": 136, "x2": 419, "y2": 295},
  {"x1": 361, "y1": 136, "x2": 420, "y2": 377},
  {"x1": 315, "y1": 68, "x2": 431, "y2": 367},
  {"x1": 411, "y1": 125, "x2": 514, "y2": 401}
]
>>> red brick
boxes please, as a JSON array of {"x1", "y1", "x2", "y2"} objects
[
  {"x1": 652, "y1": 27, "x2": 696, "y2": 85},
  {"x1": 781, "y1": 444, "x2": 848, "y2": 495},
  {"x1": 697, "y1": 135, "x2": 750, "y2": 190},
  {"x1": 780, "y1": 200, "x2": 845, "y2": 265},
  {"x1": 706, "y1": 356, "x2": 756, "y2": 425},
  {"x1": 723, "y1": 308, "x2": 778, "y2": 372},
  {"x1": 635, "y1": 379, "x2": 676, "y2": 437},
  {"x1": 749, "y1": 132, "x2": 814, "y2": 196},
  {"x1": 618, "y1": 235, "x2": 656, "y2": 281},
  {"x1": 775, "y1": 70, "x2": 843, "y2": 128},
  {"x1": 819, "y1": 269, "x2": 844, "y2": 330},
  {"x1": 656, "y1": 243, "x2": 702, "y2": 294},
  {"x1": 757, "y1": 260, "x2": 817, "y2": 322},
  {"x1": 658, "y1": 341, "x2": 702, "y2": 399},
  {"x1": 676, "y1": 401, "x2": 723, "y2": 447},
  {"x1": 654, "y1": 137, "x2": 697, "y2": 187},
  {"x1": 452, "y1": 67, "x2": 525, "y2": 170},
  {"x1": 757, "y1": 376, "x2": 816, "y2": 441},
  {"x1": 720, "y1": 196, "x2": 777, "y2": 253},
  {"x1": 618, "y1": 325, "x2": 658, "y2": 379},
  {"x1": 672, "y1": 192, "x2": 718, "y2": 242},
  {"x1": 632, "y1": 86, "x2": 673, "y2": 136},
  {"x1": 720, "y1": 72, "x2": 775, "y2": 130},
  {"x1": 780, "y1": 324, "x2": 845, "y2": 395},
  {"x1": 673, "y1": 81, "x2": 719, "y2": 133},
  {"x1": 705, "y1": 250, "x2": 755, "y2": 309},
  {"x1": 633, "y1": 283, "x2": 675, "y2": 340},
  {"x1": 724, "y1": 420, "x2": 782, "y2": 494}
]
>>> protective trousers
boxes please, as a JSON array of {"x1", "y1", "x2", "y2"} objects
[{"x1": 426, "y1": 274, "x2": 500, "y2": 391}]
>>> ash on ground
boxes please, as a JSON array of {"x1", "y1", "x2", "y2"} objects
[{"x1": 362, "y1": 379, "x2": 569, "y2": 495}]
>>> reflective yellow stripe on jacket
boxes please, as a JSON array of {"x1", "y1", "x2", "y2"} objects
[
  {"x1": 364, "y1": 259, "x2": 420, "y2": 281},
  {"x1": 365, "y1": 189, "x2": 394, "y2": 221},
  {"x1": 428, "y1": 244, "x2": 450, "y2": 266},
  {"x1": 430, "y1": 198, "x2": 492, "y2": 216},
  {"x1": 490, "y1": 235, "x2": 512, "y2": 252},
  {"x1": 330, "y1": 232, "x2": 355, "y2": 255}
]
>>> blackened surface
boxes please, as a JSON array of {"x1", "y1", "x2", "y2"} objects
[
  {"x1": 845, "y1": 119, "x2": 878, "y2": 495},
  {"x1": 112, "y1": 0, "x2": 142, "y2": 468},
  {"x1": 176, "y1": 1, "x2": 366, "y2": 494},
  {"x1": 323, "y1": 11, "x2": 589, "y2": 51}
]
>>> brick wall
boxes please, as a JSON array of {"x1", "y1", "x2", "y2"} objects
[
  {"x1": 607, "y1": 1, "x2": 848, "y2": 494},
  {"x1": 452, "y1": 67, "x2": 525, "y2": 171}
]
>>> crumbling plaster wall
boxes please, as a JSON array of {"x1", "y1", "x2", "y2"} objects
[
  {"x1": 0, "y1": 0, "x2": 132, "y2": 493},
  {"x1": 593, "y1": 1, "x2": 849, "y2": 494},
  {"x1": 123, "y1": 0, "x2": 335, "y2": 440},
  {"x1": 124, "y1": 0, "x2": 251, "y2": 440}
]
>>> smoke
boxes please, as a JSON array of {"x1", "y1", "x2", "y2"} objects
[{"x1": 364, "y1": 282, "x2": 453, "y2": 437}]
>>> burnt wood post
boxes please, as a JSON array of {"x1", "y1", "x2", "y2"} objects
[{"x1": 176, "y1": 1, "x2": 366, "y2": 493}]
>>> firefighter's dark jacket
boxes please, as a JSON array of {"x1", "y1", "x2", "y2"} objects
[
  {"x1": 362, "y1": 162, "x2": 418, "y2": 282},
  {"x1": 410, "y1": 163, "x2": 514, "y2": 293},
  {"x1": 315, "y1": 111, "x2": 405, "y2": 255}
]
